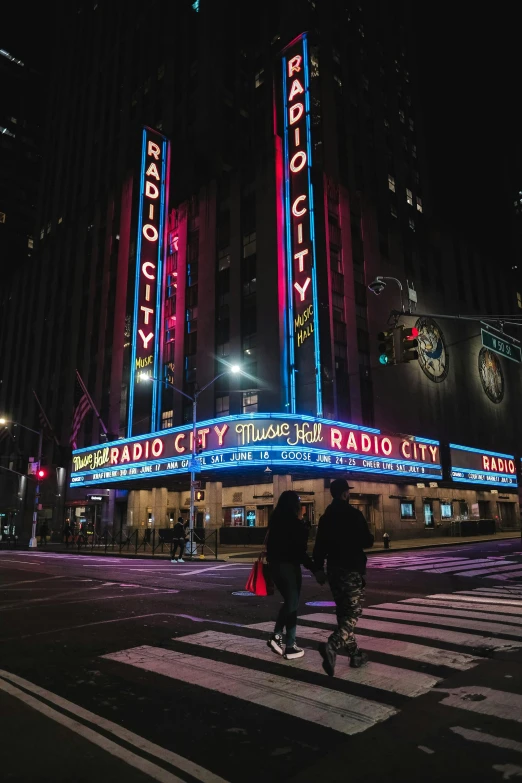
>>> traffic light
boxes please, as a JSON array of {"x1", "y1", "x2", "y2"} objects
[
  {"x1": 195, "y1": 490, "x2": 205, "y2": 501},
  {"x1": 377, "y1": 330, "x2": 396, "y2": 366},
  {"x1": 196, "y1": 436, "x2": 203, "y2": 455},
  {"x1": 398, "y1": 326, "x2": 419, "y2": 363},
  {"x1": 37, "y1": 468, "x2": 47, "y2": 480}
]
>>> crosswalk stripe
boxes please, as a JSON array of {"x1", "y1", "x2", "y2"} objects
[
  {"x1": 299, "y1": 613, "x2": 522, "y2": 650},
  {"x1": 450, "y1": 725, "x2": 522, "y2": 753},
  {"x1": 484, "y1": 568, "x2": 522, "y2": 580},
  {"x1": 398, "y1": 559, "x2": 498, "y2": 572},
  {"x1": 245, "y1": 622, "x2": 483, "y2": 670},
  {"x1": 430, "y1": 593, "x2": 522, "y2": 608},
  {"x1": 370, "y1": 602, "x2": 522, "y2": 627},
  {"x1": 361, "y1": 608, "x2": 522, "y2": 638},
  {"x1": 174, "y1": 630, "x2": 441, "y2": 697},
  {"x1": 453, "y1": 563, "x2": 522, "y2": 577},
  {"x1": 102, "y1": 645, "x2": 397, "y2": 735},
  {"x1": 418, "y1": 561, "x2": 516, "y2": 574},
  {"x1": 439, "y1": 685, "x2": 522, "y2": 722},
  {"x1": 401, "y1": 598, "x2": 522, "y2": 618}
]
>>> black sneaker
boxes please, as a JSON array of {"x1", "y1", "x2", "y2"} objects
[
  {"x1": 350, "y1": 650, "x2": 369, "y2": 668},
  {"x1": 318, "y1": 642, "x2": 336, "y2": 676},
  {"x1": 267, "y1": 633, "x2": 284, "y2": 656},
  {"x1": 283, "y1": 644, "x2": 304, "y2": 660}
]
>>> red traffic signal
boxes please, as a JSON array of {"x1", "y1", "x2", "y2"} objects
[
  {"x1": 196, "y1": 436, "x2": 203, "y2": 455},
  {"x1": 37, "y1": 468, "x2": 47, "y2": 479}
]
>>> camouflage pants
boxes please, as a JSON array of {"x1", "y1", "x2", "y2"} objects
[{"x1": 327, "y1": 568, "x2": 365, "y2": 655}]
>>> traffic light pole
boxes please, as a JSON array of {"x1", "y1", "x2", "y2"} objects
[
  {"x1": 29, "y1": 427, "x2": 43, "y2": 549},
  {"x1": 188, "y1": 396, "x2": 198, "y2": 556}
]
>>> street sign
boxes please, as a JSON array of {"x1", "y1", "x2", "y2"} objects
[{"x1": 481, "y1": 328, "x2": 522, "y2": 363}]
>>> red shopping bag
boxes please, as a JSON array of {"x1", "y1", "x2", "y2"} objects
[{"x1": 246, "y1": 558, "x2": 273, "y2": 596}]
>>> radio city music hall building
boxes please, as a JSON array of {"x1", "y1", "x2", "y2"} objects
[{"x1": 1, "y1": 1, "x2": 521, "y2": 539}]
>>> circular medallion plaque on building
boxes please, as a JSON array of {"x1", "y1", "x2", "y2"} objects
[
  {"x1": 478, "y1": 347, "x2": 504, "y2": 404},
  {"x1": 415, "y1": 317, "x2": 449, "y2": 383}
]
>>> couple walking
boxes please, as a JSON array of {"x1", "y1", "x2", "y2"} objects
[{"x1": 266, "y1": 478, "x2": 374, "y2": 675}]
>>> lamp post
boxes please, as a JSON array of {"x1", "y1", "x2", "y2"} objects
[
  {"x1": 0, "y1": 418, "x2": 43, "y2": 548},
  {"x1": 140, "y1": 364, "x2": 241, "y2": 555}
]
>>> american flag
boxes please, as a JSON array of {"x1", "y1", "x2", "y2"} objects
[{"x1": 69, "y1": 373, "x2": 92, "y2": 448}]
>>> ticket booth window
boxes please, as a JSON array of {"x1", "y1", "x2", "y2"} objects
[
  {"x1": 440, "y1": 502, "x2": 453, "y2": 519},
  {"x1": 400, "y1": 501, "x2": 415, "y2": 520}
]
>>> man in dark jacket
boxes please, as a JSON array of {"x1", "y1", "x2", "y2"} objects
[
  {"x1": 313, "y1": 478, "x2": 374, "y2": 675},
  {"x1": 171, "y1": 517, "x2": 188, "y2": 563}
]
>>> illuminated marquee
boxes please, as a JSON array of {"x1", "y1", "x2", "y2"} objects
[
  {"x1": 128, "y1": 127, "x2": 170, "y2": 436},
  {"x1": 282, "y1": 34, "x2": 322, "y2": 416},
  {"x1": 70, "y1": 414, "x2": 442, "y2": 486},
  {"x1": 450, "y1": 443, "x2": 518, "y2": 488}
]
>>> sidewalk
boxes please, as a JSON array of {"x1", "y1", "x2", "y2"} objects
[{"x1": 2, "y1": 530, "x2": 519, "y2": 562}]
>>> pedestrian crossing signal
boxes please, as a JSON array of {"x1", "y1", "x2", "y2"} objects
[
  {"x1": 378, "y1": 330, "x2": 396, "y2": 365},
  {"x1": 399, "y1": 326, "x2": 419, "y2": 363},
  {"x1": 195, "y1": 490, "x2": 205, "y2": 501}
]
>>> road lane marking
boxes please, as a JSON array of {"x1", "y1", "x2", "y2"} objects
[
  {"x1": 0, "y1": 669, "x2": 228, "y2": 783},
  {"x1": 361, "y1": 608, "x2": 522, "y2": 638},
  {"x1": 0, "y1": 576, "x2": 67, "y2": 588},
  {"x1": 299, "y1": 613, "x2": 522, "y2": 650},
  {"x1": 439, "y1": 686, "x2": 522, "y2": 723},
  {"x1": 369, "y1": 602, "x2": 522, "y2": 627},
  {"x1": 0, "y1": 590, "x2": 180, "y2": 613},
  {"x1": 429, "y1": 593, "x2": 522, "y2": 608},
  {"x1": 102, "y1": 645, "x2": 397, "y2": 735},
  {"x1": 246, "y1": 622, "x2": 483, "y2": 670},
  {"x1": 450, "y1": 725, "x2": 522, "y2": 753},
  {"x1": 453, "y1": 563, "x2": 522, "y2": 577},
  {"x1": 401, "y1": 598, "x2": 522, "y2": 618},
  {"x1": 175, "y1": 630, "x2": 441, "y2": 697}
]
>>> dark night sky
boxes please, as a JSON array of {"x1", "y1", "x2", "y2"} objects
[{"x1": 3, "y1": 3, "x2": 521, "y2": 258}]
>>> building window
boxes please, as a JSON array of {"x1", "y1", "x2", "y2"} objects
[
  {"x1": 243, "y1": 232, "x2": 256, "y2": 258},
  {"x1": 334, "y1": 74, "x2": 342, "y2": 89},
  {"x1": 409, "y1": 217, "x2": 415, "y2": 232},
  {"x1": 517, "y1": 292, "x2": 522, "y2": 309},
  {"x1": 216, "y1": 342, "x2": 230, "y2": 358},
  {"x1": 399, "y1": 109, "x2": 405, "y2": 123},
  {"x1": 243, "y1": 333, "x2": 257, "y2": 360},
  {"x1": 254, "y1": 69, "x2": 264, "y2": 88},
  {"x1": 400, "y1": 501, "x2": 415, "y2": 520},
  {"x1": 412, "y1": 144, "x2": 417, "y2": 159},
  {"x1": 388, "y1": 174, "x2": 396, "y2": 192},
  {"x1": 161, "y1": 410, "x2": 173, "y2": 429},
  {"x1": 27, "y1": 236, "x2": 33, "y2": 248},
  {"x1": 409, "y1": 118, "x2": 415, "y2": 131},
  {"x1": 215, "y1": 394, "x2": 230, "y2": 417},
  {"x1": 416, "y1": 196, "x2": 423, "y2": 213},
  {"x1": 406, "y1": 188, "x2": 413, "y2": 206},
  {"x1": 390, "y1": 204, "x2": 397, "y2": 219},
  {"x1": 242, "y1": 392, "x2": 258, "y2": 414},
  {"x1": 440, "y1": 502, "x2": 453, "y2": 519},
  {"x1": 218, "y1": 247, "x2": 231, "y2": 270}
]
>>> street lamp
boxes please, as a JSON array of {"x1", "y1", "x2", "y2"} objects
[
  {"x1": 0, "y1": 417, "x2": 43, "y2": 548},
  {"x1": 140, "y1": 364, "x2": 242, "y2": 555}
]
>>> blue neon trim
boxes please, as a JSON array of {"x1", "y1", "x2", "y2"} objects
[
  {"x1": 452, "y1": 466, "x2": 516, "y2": 480},
  {"x1": 449, "y1": 443, "x2": 515, "y2": 459},
  {"x1": 302, "y1": 34, "x2": 322, "y2": 416},
  {"x1": 152, "y1": 138, "x2": 168, "y2": 431},
  {"x1": 282, "y1": 56, "x2": 296, "y2": 413},
  {"x1": 451, "y1": 475, "x2": 518, "y2": 488},
  {"x1": 127, "y1": 129, "x2": 148, "y2": 438},
  {"x1": 415, "y1": 437, "x2": 440, "y2": 445}
]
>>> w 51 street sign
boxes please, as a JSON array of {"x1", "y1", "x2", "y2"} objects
[{"x1": 481, "y1": 327, "x2": 522, "y2": 363}]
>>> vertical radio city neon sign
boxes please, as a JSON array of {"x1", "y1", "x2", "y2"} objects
[
  {"x1": 128, "y1": 127, "x2": 170, "y2": 437},
  {"x1": 282, "y1": 34, "x2": 322, "y2": 416}
]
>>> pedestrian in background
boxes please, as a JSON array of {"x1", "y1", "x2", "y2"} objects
[
  {"x1": 62, "y1": 521, "x2": 72, "y2": 545},
  {"x1": 314, "y1": 478, "x2": 374, "y2": 676},
  {"x1": 266, "y1": 490, "x2": 325, "y2": 660},
  {"x1": 39, "y1": 520, "x2": 49, "y2": 545},
  {"x1": 171, "y1": 516, "x2": 187, "y2": 563}
]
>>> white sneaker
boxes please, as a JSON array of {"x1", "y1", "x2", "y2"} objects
[
  {"x1": 284, "y1": 644, "x2": 305, "y2": 660},
  {"x1": 171, "y1": 559, "x2": 178, "y2": 563},
  {"x1": 178, "y1": 558, "x2": 185, "y2": 563}
]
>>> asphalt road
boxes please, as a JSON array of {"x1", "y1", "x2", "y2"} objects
[{"x1": 1, "y1": 538, "x2": 521, "y2": 783}]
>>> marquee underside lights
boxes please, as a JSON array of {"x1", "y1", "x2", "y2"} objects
[
  {"x1": 70, "y1": 414, "x2": 442, "y2": 487},
  {"x1": 281, "y1": 34, "x2": 322, "y2": 416},
  {"x1": 128, "y1": 127, "x2": 170, "y2": 436},
  {"x1": 449, "y1": 443, "x2": 518, "y2": 488}
]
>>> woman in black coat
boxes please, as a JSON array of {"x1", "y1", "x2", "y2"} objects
[{"x1": 266, "y1": 490, "x2": 325, "y2": 660}]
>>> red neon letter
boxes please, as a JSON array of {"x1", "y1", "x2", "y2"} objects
[
  {"x1": 509, "y1": 459, "x2": 516, "y2": 474},
  {"x1": 198, "y1": 428, "x2": 210, "y2": 448},
  {"x1": 140, "y1": 305, "x2": 154, "y2": 324},
  {"x1": 121, "y1": 445, "x2": 130, "y2": 463},
  {"x1": 483, "y1": 455, "x2": 490, "y2": 470},
  {"x1": 175, "y1": 433, "x2": 186, "y2": 453},
  {"x1": 132, "y1": 443, "x2": 143, "y2": 461},
  {"x1": 401, "y1": 441, "x2": 411, "y2": 459},
  {"x1": 381, "y1": 437, "x2": 392, "y2": 456},
  {"x1": 346, "y1": 431, "x2": 357, "y2": 451},
  {"x1": 288, "y1": 78, "x2": 304, "y2": 101},
  {"x1": 429, "y1": 445, "x2": 438, "y2": 462},
  {"x1": 142, "y1": 261, "x2": 156, "y2": 279},
  {"x1": 146, "y1": 162, "x2": 160, "y2": 180},
  {"x1": 145, "y1": 181, "x2": 159, "y2": 199},
  {"x1": 213, "y1": 423, "x2": 229, "y2": 445},
  {"x1": 289, "y1": 103, "x2": 304, "y2": 125},
  {"x1": 294, "y1": 277, "x2": 311, "y2": 301},
  {"x1": 110, "y1": 448, "x2": 120, "y2": 465},
  {"x1": 148, "y1": 140, "x2": 160, "y2": 159},
  {"x1": 292, "y1": 195, "x2": 307, "y2": 216},
  {"x1": 138, "y1": 330, "x2": 154, "y2": 349},
  {"x1": 288, "y1": 55, "x2": 302, "y2": 77},
  {"x1": 143, "y1": 224, "x2": 159, "y2": 242},
  {"x1": 294, "y1": 248, "x2": 309, "y2": 272},
  {"x1": 151, "y1": 438, "x2": 163, "y2": 457},
  {"x1": 290, "y1": 151, "x2": 307, "y2": 172},
  {"x1": 331, "y1": 428, "x2": 342, "y2": 449},
  {"x1": 361, "y1": 434, "x2": 371, "y2": 452}
]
